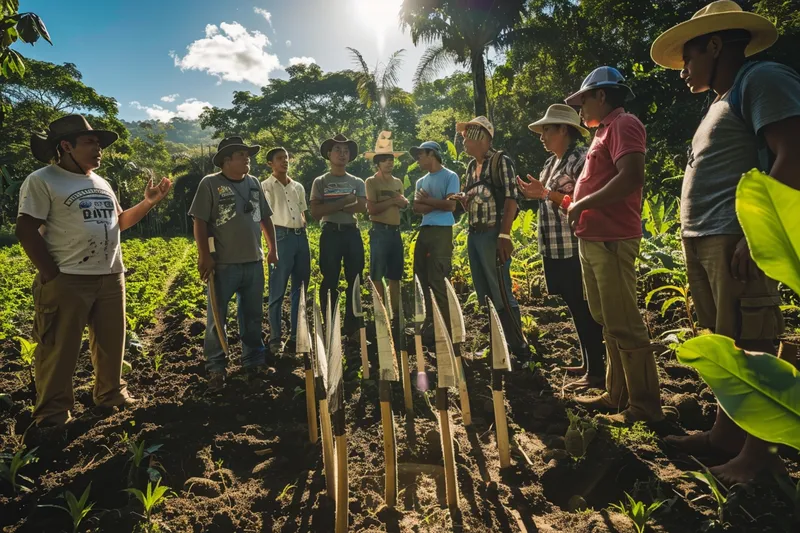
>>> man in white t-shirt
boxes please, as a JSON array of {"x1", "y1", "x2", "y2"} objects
[
  {"x1": 16, "y1": 115, "x2": 172, "y2": 433},
  {"x1": 261, "y1": 147, "x2": 310, "y2": 355}
]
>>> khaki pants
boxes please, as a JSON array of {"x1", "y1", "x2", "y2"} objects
[
  {"x1": 31, "y1": 272, "x2": 129, "y2": 425},
  {"x1": 578, "y1": 238, "x2": 651, "y2": 350},
  {"x1": 683, "y1": 235, "x2": 784, "y2": 341}
]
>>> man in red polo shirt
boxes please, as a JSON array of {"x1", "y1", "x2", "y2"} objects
[{"x1": 564, "y1": 66, "x2": 666, "y2": 424}]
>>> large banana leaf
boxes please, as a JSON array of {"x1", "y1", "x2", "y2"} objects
[
  {"x1": 677, "y1": 334, "x2": 800, "y2": 450},
  {"x1": 736, "y1": 170, "x2": 800, "y2": 295}
]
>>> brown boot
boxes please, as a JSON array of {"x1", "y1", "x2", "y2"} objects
[
  {"x1": 575, "y1": 334, "x2": 628, "y2": 412},
  {"x1": 604, "y1": 345, "x2": 664, "y2": 423}
]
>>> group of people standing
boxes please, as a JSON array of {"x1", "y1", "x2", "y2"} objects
[{"x1": 15, "y1": 1, "x2": 800, "y2": 485}]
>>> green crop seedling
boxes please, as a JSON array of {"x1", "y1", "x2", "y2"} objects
[
  {"x1": 0, "y1": 445, "x2": 39, "y2": 493},
  {"x1": 564, "y1": 409, "x2": 596, "y2": 460},
  {"x1": 609, "y1": 491, "x2": 664, "y2": 533},
  {"x1": 39, "y1": 482, "x2": 95, "y2": 533},
  {"x1": 125, "y1": 479, "x2": 174, "y2": 524}
]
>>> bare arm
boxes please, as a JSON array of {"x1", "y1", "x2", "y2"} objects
[
  {"x1": 343, "y1": 196, "x2": 367, "y2": 214},
  {"x1": 413, "y1": 202, "x2": 435, "y2": 214},
  {"x1": 421, "y1": 197, "x2": 456, "y2": 212},
  {"x1": 309, "y1": 195, "x2": 356, "y2": 220},
  {"x1": 118, "y1": 200, "x2": 153, "y2": 231},
  {"x1": 500, "y1": 198, "x2": 517, "y2": 235},
  {"x1": 15, "y1": 214, "x2": 60, "y2": 282},
  {"x1": 576, "y1": 152, "x2": 645, "y2": 209},
  {"x1": 260, "y1": 216, "x2": 277, "y2": 263},
  {"x1": 763, "y1": 115, "x2": 800, "y2": 190},
  {"x1": 367, "y1": 197, "x2": 397, "y2": 216},
  {"x1": 193, "y1": 217, "x2": 214, "y2": 282}
]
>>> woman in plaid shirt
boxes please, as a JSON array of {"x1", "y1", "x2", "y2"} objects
[{"x1": 518, "y1": 104, "x2": 605, "y2": 390}]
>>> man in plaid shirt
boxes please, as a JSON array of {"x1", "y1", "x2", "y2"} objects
[{"x1": 456, "y1": 116, "x2": 528, "y2": 357}]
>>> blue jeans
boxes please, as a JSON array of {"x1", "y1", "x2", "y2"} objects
[
  {"x1": 467, "y1": 227, "x2": 518, "y2": 312},
  {"x1": 204, "y1": 261, "x2": 266, "y2": 373},
  {"x1": 268, "y1": 227, "x2": 311, "y2": 343},
  {"x1": 319, "y1": 224, "x2": 365, "y2": 334},
  {"x1": 369, "y1": 224, "x2": 404, "y2": 282}
]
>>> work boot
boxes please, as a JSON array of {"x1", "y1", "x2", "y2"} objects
[
  {"x1": 575, "y1": 333, "x2": 628, "y2": 412},
  {"x1": 603, "y1": 345, "x2": 665, "y2": 423}
]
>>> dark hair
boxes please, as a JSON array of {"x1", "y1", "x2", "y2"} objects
[
  {"x1": 55, "y1": 134, "x2": 80, "y2": 160},
  {"x1": 373, "y1": 154, "x2": 394, "y2": 166},
  {"x1": 595, "y1": 87, "x2": 628, "y2": 110},
  {"x1": 425, "y1": 149, "x2": 442, "y2": 163},
  {"x1": 267, "y1": 147, "x2": 288, "y2": 162},
  {"x1": 565, "y1": 125, "x2": 584, "y2": 143},
  {"x1": 686, "y1": 28, "x2": 752, "y2": 54}
]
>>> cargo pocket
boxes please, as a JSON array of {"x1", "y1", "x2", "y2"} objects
[
  {"x1": 739, "y1": 296, "x2": 785, "y2": 341},
  {"x1": 33, "y1": 305, "x2": 58, "y2": 346}
]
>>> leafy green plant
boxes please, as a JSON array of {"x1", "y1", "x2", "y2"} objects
[
  {"x1": 677, "y1": 334, "x2": 800, "y2": 450},
  {"x1": 643, "y1": 267, "x2": 696, "y2": 336},
  {"x1": 564, "y1": 409, "x2": 596, "y2": 460},
  {"x1": 125, "y1": 479, "x2": 173, "y2": 522},
  {"x1": 0, "y1": 446, "x2": 39, "y2": 493},
  {"x1": 152, "y1": 352, "x2": 163, "y2": 373},
  {"x1": 609, "y1": 491, "x2": 664, "y2": 533},
  {"x1": 14, "y1": 336, "x2": 35, "y2": 366},
  {"x1": 608, "y1": 421, "x2": 658, "y2": 448},
  {"x1": 642, "y1": 194, "x2": 679, "y2": 237},
  {"x1": 39, "y1": 482, "x2": 95, "y2": 533},
  {"x1": 276, "y1": 483, "x2": 296, "y2": 503},
  {"x1": 686, "y1": 470, "x2": 727, "y2": 524},
  {"x1": 126, "y1": 440, "x2": 163, "y2": 487}
]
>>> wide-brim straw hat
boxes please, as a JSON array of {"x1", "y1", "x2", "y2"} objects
[
  {"x1": 456, "y1": 116, "x2": 495, "y2": 139},
  {"x1": 364, "y1": 130, "x2": 406, "y2": 160},
  {"x1": 320, "y1": 133, "x2": 359, "y2": 162},
  {"x1": 212, "y1": 136, "x2": 261, "y2": 168},
  {"x1": 528, "y1": 104, "x2": 590, "y2": 139},
  {"x1": 30, "y1": 114, "x2": 118, "y2": 163},
  {"x1": 651, "y1": 1, "x2": 778, "y2": 70}
]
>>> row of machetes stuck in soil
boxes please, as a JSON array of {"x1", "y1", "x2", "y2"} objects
[{"x1": 209, "y1": 255, "x2": 511, "y2": 530}]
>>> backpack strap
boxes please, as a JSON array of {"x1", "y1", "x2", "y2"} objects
[{"x1": 728, "y1": 61, "x2": 774, "y2": 172}]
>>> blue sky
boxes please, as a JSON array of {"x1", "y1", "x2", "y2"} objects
[{"x1": 16, "y1": 0, "x2": 458, "y2": 122}]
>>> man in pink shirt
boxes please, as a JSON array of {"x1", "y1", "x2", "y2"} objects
[{"x1": 565, "y1": 66, "x2": 666, "y2": 424}]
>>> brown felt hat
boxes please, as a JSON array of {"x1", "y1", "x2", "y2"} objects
[
  {"x1": 30, "y1": 114, "x2": 118, "y2": 163},
  {"x1": 212, "y1": 136, "x2": 261, "y2": 168},
  {"x1": 320, "y1": 133, "x2": 358, "y2": 162}
]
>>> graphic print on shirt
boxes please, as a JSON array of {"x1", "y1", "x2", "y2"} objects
[
  {"x1": 249, "y1": 189, "x2": 261, "y2": 223},
  {"x1": 217, "y1": 186, "x2": 236, "y2": 227},
  {"x1": 64, "y1": 187, "x2": 117, "y2": 262},
  {"x1": 323, "y1": 181, "x2": 356, "y2": 200}
]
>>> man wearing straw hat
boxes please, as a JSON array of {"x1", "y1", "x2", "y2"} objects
[
  {"x1": 457, "y1": 116, "x2": 528, "y2": 357},
  {"x1": 16, "y1": 114, "x2": 172, "y2": 433},
  {"x1": 364, "y1": 131, "x2": 408, "y2": 315},
  {"x1": 261, "y1": 147, "x2": 310, "y2": 356},
  {"x1": 562, "y1": 67, "x2": 667, "y2": 424},
  {"x1": 517, "y1": 104, "x2": 605, "y2": 391},
  {"x1": 189, "y1": 136, "x2": 278, "y2": 392},
  {"x1": 310, "y1": 134, "x2": 367, "y2": 337},
  {"x1": 651, "y1": 1, "x2": 800, "y2": 483}
]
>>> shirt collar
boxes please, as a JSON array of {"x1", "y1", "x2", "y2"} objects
[{"x1": 600, "y1": 107, "x2": 625, "y2": 128}]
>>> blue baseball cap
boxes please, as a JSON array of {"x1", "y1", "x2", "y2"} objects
[
  {"x1": 409, "y1": 141, "x2": 443, "y2": 160},
  {"x1": 565, "y1": 66, "x2": 635, "y2": 106}
]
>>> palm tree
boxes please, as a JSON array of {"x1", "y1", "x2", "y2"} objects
[
  {"x1": 347, "y1": 47, "x2": 414, "y2": 133},
  {"x1": 400, "y1": 0, "x2": 527, "y2": 117}
]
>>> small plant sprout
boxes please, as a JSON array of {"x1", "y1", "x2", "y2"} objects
[
  {"x1": 39, "y1": 482, "x2": 95, "y2": 533},
  {"x1": 277, "y1": 483, "x2": 296, "y2": 503},
  {"x1": 564, "y1": 410, "x2": 597, "y2": 460},
  {"x1": 125, "y1": 479, "x2": 173, "y2": 522},
  {"x1": 128, "y1": 440, "x2": 163, "y2": 469},
  {"x1": 609, "y1": 492, "x2": 664, "y2": 533},
  {"x1": 0, "y1": 445, "x2": 39, "y2": 493},
  {"x1": 14, "y1": 336, "x2": 36, "y2": 366},
  {"x1": 153, "y1": 352, "x2": 163, "y2": 372},
  {"x1": 686, "y1": 470, "x2": 728, "y2": 524}
]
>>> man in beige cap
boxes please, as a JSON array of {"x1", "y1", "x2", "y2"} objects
[
  {"x1": 457, "y1": 116, "x2": 528, "y2": 357},
  {"x1": 364, "y1": 131, "x2": 408, "y2": 313},
  {"x1": 16, "y1": 115, "x2": 172, "y2": 434},
  {"x1": 652, "y1": 1, "x2": 800, "y2": 484}
]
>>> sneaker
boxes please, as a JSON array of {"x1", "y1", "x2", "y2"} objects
[{"x1": 207, "y1": 371, "x2": 226, "y2": 393}]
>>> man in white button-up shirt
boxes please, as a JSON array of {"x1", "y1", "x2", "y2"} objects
[{"x1": 261, "y1": 147, "x2": 311, "y2": 355}]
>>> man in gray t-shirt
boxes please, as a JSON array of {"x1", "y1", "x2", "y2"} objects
[
  {"x1": 309, "y1": 134, "x2": 367, "y2": 335},
  {"x1": 189, "y1": 136, "x2": 277, "y2": 392},
  {"x1": 651, "y1": 3, "x2": 800, "y2": 485}
]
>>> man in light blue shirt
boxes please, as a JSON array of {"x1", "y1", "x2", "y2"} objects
[{"x1": 411, "y1": 141, "x2": 461, "y2": 340}]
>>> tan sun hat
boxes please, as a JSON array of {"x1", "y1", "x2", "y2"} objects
[
  {"x1": 363, "y1": 130, "x2": 406, "y2": 160},
  {"x1": 651, "y1": 1, "x2": 778, "y2": 70},
  {"x1": 528, "y1": 104, "x2": 590, "y2": 139},
  {"x1": 456, "y1": 116, "x2": 494, "y2": 139}
]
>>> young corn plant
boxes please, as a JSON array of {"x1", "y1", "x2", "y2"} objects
[
  {"x1": 14, "y1": 336, "x2": 36, "y2": 383},
  {"x1": 126, "y1": 440, "x2": 163, "y2": 487},
  {"x1": 0, "y1": 446, "x2": 39, "y2": 493},
  {"x1": 686, "y1": 470, "x2": 728, "y2": 525},
  {"x1": 609, "y1": 491, "x2": 664, "y2": 533},
  {"x1": 39, "y1": 482, "x2": 95, "y2": 533},
  {"x1": 643, "y1": 267, "x2": 696, "y2": 336},
  {"x1": 564, "y1": 410, "x2": 597, "y2": 460},
  {"x1": 125, "y1": 479, "x2": 173, "y2": 524}
]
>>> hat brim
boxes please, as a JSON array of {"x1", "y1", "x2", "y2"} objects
[
  {"x1": 212, "y1": 144, "x2": 261, "y2": 168},
  {"x1": 651, "y1": 12, "x2": 778, "y2": 70},
  {"x1": 455, "y1": 121, "x2": 493, "y2": 138},
  {"x1": 320, "y1": 139, "x2": 358, "y2": 162},
  {"x1": 409, "y1": 146, "x2": 441, "y2": 159},
  {"x1": 364, "y1": 151, "x2": 406, "y2": 160},
  {"x1": 30, "y1": 129, "x2": 119, "y2": 164},
  {"x1": 528, "y1": 118, "x2": 590, "y2": 139},
  {"x1": 564, "y1": 82, "x2": 635, "y2": 106}
]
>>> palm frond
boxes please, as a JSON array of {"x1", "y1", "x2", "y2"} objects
[
  {"x1": 413, "y1": 44, "x2": 457, "y2": 87},
  {"x1": 380, "y1": 49, "x2": 406, "y2": 92},
  {"x1": 346, "y1": 47, "x2": 371, "y2": 76}
]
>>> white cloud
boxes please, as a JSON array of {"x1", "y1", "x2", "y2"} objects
[
  {"x1": 129, "y1": 98, "x2": 213, "y2": 122},
  {"x1": 160, "y1": 93, "x2": 180, "y2": 103},
  {"x1": 289, "y1": 56, "x2": 316, "y2": 66},
  {"x1": 285, "y1": 40, "x2": 291, "y2": 47},
  {"x1": 253, "y1": 7, "x2": 272, "y2": 27},
  {"x1": 170, "y1": 22, "x2": 281, "y2": 86}
]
